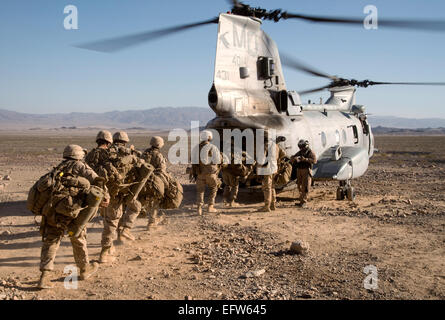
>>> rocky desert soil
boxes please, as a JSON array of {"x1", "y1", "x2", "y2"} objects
[{"x1": 0, "y1": 131, "x2": 444, "y2": 300}]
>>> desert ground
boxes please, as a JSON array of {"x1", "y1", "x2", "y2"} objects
[{"x1": 0, "y1": 131, "x2": 444, "y2": 300}]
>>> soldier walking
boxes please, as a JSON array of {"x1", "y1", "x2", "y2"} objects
[
  {"x1": 37, "y1": 145, "x2": 109, "y2": 289},
  {"x1": 291, "y1": 139, "x2": 317, "y2": 207},
  {"x1": 257, "y1": 137, "x2": 286, "y2": 212},
  {"x1": 221, "y1": 151, "x2": 254, "y2": 207},
  {"x1": 99, "y1": 131, "x2": 141, "y2": 263},
  {"x1": 141, "y1": 136, "x2": 168, "y2": 230},
  {"x1": 191, "y1": 130, "x2": 222, "y2": 215}
]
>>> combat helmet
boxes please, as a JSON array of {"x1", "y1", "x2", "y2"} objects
[
  {"x1": 113, "y1": 131, "x2": 130, "y2": 143},
  {"x1": 63, "y1": 144, "x2": 85, "y2": 160},
  {"x1": 298, "y1": 139, "x2": 309, "y2": 150},
  {"x1": 200, "y1": 130, "x2": 213, "y2": 142},
  {"x1": 150, "y1": 136, "x2": 164, "y2": 148},
  {"x1": 96, "y1": 130, "x2": 113, "y2": 144}
]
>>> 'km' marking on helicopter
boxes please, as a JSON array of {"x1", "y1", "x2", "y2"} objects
[
  {"x1": 233, "y1": 23, "x2": 258, "y2": 56},
  {"x1": 219, "y1": 22, "x2": 258, "y2": 56}
]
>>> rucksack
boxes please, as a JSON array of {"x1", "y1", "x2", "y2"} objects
[
  {"x1": 158, "y1": 171, "x2": 183, "y2": 209},
  {"x1": 27, "y1": 160, "x2": 91, "y2": 218},
  {"x1": 274, "y1": 159, "x2": 293, "y2": 186},
  {"x1": 226, "y1": 163, "x2": 251, "y2": 177}
]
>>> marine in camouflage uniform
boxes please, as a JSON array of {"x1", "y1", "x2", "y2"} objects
[
  {"x1": 291, "y1": 139, "x2": 317, "y2": 207},
  {"x1": 192, "y1": 130, "x2": 222, "y2": 215},
  {"x1": 221, "y1": 151, "x2": 254, "y2": 207},
  {"x1": 141, "y1": 136, "x2": 167, "y2": 231},
  {"x1": 258, "y1": 138, "x2": 286, "y2": 212},
  {"x1": 38, "y1": 145, "x2": 108, "y2": 289},
  {"x1": 99, "y1": 131, "x2": 142, "y2": 263}
]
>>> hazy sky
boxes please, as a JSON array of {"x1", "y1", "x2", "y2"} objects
[{"x1": 0, "y1": 0, "x2": 444, "y2": 117}]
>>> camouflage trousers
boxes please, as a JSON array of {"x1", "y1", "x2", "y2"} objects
[
  {"x1": 196, "y1": 173, "x2": 219, "y2": 206},
  {"x1": 222, "y1": 171, "x2": 239, "y2": 203},
  {"x1": 101, "y1": 198, "x2": 142, "y2": 248},
  {"x1": 40, "y1": 224, "x2": 88, "y2": 272},
  {"x1": 146, "y1": 199, "x2": 160, "y2": 226},
  {"x1": 297, "y1": 168, "x2": 311, "y2": 203},
  {"x1": 261, "y1": 174, "x2": 276, "y2": 207}
]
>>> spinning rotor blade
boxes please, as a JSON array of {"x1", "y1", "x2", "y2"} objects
[
  {"x1": 282, "y1": 12, "x2": 445, "y2": 31},
  {"x1": 298, "y1": 85, "x2": 332, "y2": 95},
  {"x1": 363, "y1": 81, "x2": 445, "y2": 87},
  {"x1": 75, "y1": 17, "x2": 218, "y2": 52},
  {"x1": 280, "y1": 54, "x2": 337, "y2": 80}
]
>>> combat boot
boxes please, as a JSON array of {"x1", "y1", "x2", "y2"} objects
[
  {"x1": 119, "y1": 227, "x2": 135, "y2": 242},
  {"x1": 257, "y1": 204, "x2": 271, "y2": 212},
  {"x1": 270, "y1": 202, "x2": 276, "y2": 211},
  {"x1": 197, "y1": 205, "x2": 203, "y2": 216},
  {"x1": 229, "y1": 201, "x2": 240, "y2": 207},
  {"x1": 37, "y1": 271, "x2": 54, "y2": 289},
  {"x1": 99, "y1": 247, "x2": 116, "y2": 264},
  {"x1": 208, "y1": 205, "x2": 217, "y2": 213},
  {"x1": 79, "y1": 262, "x2": 99, "y2": 280}
]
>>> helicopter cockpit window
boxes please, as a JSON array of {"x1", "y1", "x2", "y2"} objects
[{"x1": 257, "y1": 57, "x2": 275, "y2": 80}]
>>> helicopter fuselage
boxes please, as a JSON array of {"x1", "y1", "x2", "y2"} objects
[{"x1": 206, "y1": 13, "x2": 374, "y2": 189}]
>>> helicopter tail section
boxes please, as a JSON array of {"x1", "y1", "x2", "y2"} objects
[{"x1": 208, "y1": 13, "x2": 287, "y2": 117}]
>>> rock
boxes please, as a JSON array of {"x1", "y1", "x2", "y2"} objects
[
  {"x1": 2, "y1": 175, "x2": 11, "y2": 181},
  {"x1": 290, "y1": 240, "x2": 310, "y2": 255},
  {"x1": 173, "y1": 247, "x2": 182, "y2": 251},
  {"x1": 128, "y1": 255, "x2": 143, "y2": 261},
  {"x1": 1, "y1": 231, "x2": 11, "y2": 236},
  {"x1": 185, "y1": 295, "x2": 193, "y2": 300},
  {"x1": 301, "y1": 292, "x2": 312, "y2": 299},
  {"x1": 242, "y1": 269, "x2": 266, "y2": 278},
  {"x1": 0, "y1": 294, "x2": 6, "y2": 300}
]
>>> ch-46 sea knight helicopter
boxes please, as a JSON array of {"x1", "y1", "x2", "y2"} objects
[{"x1": 77, "y1": 1, "x2": 445, "y2": 200}]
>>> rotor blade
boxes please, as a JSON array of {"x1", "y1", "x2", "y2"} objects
[
  {"x1": 298, "y1": 85, "x2": 331, "y2": 95},
  {"x1": 282, "y1": 12, "x2": 445, "y2": 31},
  {"x1": 75, "y1": 17, "x2": 219, "y2": 53},
  {"x1": 281, "y1": 53, "x2": 337, "y2": 80},
  {"x1": 368, "y1": 81, "x2": 445, "y2": 86}
]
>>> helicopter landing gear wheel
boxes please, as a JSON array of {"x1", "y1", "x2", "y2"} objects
[
  {"x1": 346, "y1": 186, "x2": 355, "y2": 201},
  {"x1": 336, "y1": 180, "x2": 354, "y2": 201},
  {"x1": 336, "y1": 187, "x2": 345, "y2": 200}
]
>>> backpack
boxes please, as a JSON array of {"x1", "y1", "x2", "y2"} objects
[
  {"x1": 27, "y1": 160, "x2": 91, "y2": 218},
  {"x1": 274, "y1": 159, "x2": 293, "y2": 186},
  {"x1": 27, "y1": 173, "x2": 54, "y2": 216},
  {"x1": 226, "y1": 163, "x2": 250, "y2": 177},
  {"x1": 158, "y1": 171, "x2": 183, "y2": 209}
]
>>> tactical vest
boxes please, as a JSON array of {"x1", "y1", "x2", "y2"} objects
[{"x1": 294, "y1": 149, "x2": 315, "y2": 170}]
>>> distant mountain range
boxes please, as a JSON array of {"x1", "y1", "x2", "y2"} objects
[
  {"x1": 0, "y1": 108, "x2": 445, "y2": 131},
  {"x1": 0, "y1": 107, "x2": 214, "y2": 130}
]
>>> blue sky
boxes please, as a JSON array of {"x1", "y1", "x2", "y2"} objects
[{"x1": 0, "y1": 0, "x2": 444, "y2": 117}]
